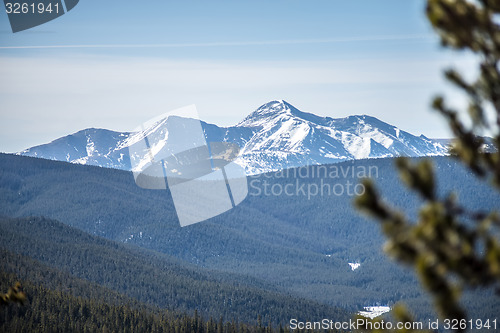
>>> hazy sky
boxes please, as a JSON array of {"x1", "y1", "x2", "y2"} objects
[{"x1": 0, "y1": 0, "x2": 473, "y2": 153}]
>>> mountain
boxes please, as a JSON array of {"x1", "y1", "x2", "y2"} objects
[
  {"x1": 18, "y1": 128, "x2": 133, "y2": 170},
  {"x1": 2, "y1": 153, "x2": 499, "y2": 320},
  {"x1": 433, "y1": 136, "x2": 497, "y2": 153},
  {"x1": 0, "y1": 215, "x2": 348, "y2": 326},
  {"x1": 18, "y1": 101, "x2": 448, "y2": 175},
  {"x1": 234, "y1": 100, "x2": 447, "y2": 174}
]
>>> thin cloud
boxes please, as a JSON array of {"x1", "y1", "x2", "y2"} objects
[{"x1": 0, "y1": 34, "x2": 434, "y2": 50}]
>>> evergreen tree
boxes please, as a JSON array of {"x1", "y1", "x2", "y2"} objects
[{"x1": 356, "y1": 0, "x2": 500, "y2": 332}]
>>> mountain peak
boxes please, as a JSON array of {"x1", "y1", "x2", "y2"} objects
[
  {"x1": 238, "y1": 100, "x2": 328, "y2": 128},
  {"x1": 18, "y1": 101, "x2": 450, "y2": 175},
  {"x1": 261, "y1": 99, "x2": 292, "y2": 107},
  {"x1": 255, "y1": 100, "x2": 295, "y2": 115},
  {"x1": 237, "y1": 100, "x2": 289, "y2": 128}
]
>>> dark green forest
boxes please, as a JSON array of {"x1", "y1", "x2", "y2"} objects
[
  {"x1": 1, "y1": 269, "x2": 318, "y2": 333},
  {"x1": 1, "y1": 153, "x2": 499, "y2": 330},
  {"x1": 0, "y1": 216, "x2": 349, "y2": 328}
]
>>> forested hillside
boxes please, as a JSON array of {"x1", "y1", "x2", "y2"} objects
[
  {"x1": 0, "y1": 269, "x2": 317, "y2": 333},
  {"x1": 1, "y1": 153, "x2": 499, "y2": 321},
  {"x1": 0, "y1": 216, "x2": 348, "y2": 327}
]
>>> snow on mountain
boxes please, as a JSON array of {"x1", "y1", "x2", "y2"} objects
[
  {"x1": 18, "y1": 128, "x2": 133, "y2": 170},
  {"x1": 18, "y1": 100, "x2": 449, "y2": 175},
  {"x1": 232, "y1": 100, "x2": 448, "y2": 173}
]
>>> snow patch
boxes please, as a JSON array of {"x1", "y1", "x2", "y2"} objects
[
  {"x1": 341, "y1": 133, "x2": 371, "y2": 159},
  {"x1": 86, "y1": 137, "x2": 96, "y2": 156},
  {"x1": 358, "y1": 306, "x2": 391, "y2": 319},
  {"x1": 348, "y1": 262, "x2": 361, "y2": 271}
]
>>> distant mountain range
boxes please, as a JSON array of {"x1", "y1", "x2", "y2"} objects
[{"x1": 19, "y1": 100, "x2": 450, "y2": 174}]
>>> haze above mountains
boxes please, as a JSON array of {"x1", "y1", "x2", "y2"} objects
[{"x1": 18, "y1": 100, "x2": 449, "y2": 174}]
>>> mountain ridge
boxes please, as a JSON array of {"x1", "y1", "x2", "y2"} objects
[
  {"x1": 2, "y1": 152, "x2": 500, "y2": 320},
  {"x1": 18, "y1": 100, "x2": 449, "y2": 174},
  {"x1": 0, "y1": 215, "x2": 349, "y2": 325}
]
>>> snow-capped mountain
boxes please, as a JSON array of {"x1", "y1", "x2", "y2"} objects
[
  {"x1": 233, "y1": 100, "x2": 447, "y2": 173},
  {"x1": 19, "y1": 128, "x2": 133, "y2": 170},
  {"x1": 18, "y1": 100, "x2": 449, "y2": 175}
]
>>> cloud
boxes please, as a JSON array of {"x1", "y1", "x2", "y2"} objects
[{"x1": 0, "y1": 34, "x2": 433, "y2": 50}]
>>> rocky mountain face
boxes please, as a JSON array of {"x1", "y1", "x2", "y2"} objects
[{"x1": 19, "y1": 100, "x2": 448, "y2": 174}]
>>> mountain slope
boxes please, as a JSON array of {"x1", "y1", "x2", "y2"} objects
[
  {"x1": 18, "y1": 101, "x2": 448, "y2": 174},
  {"x1": 2, "y1": 153, "x2": 499, "y2": 320},
  {"x1": 0, "y1": 215, "x2": 349, "y2": 325},
  {"x1": 19, "y1": 128, "x2": 132, "y2": 170},
  {"x1": 1, "y1": 247, "x2": 298, "y2": 332},
  {"x1": 234, "y1": 100, "x2": 447, "y2": 173}
]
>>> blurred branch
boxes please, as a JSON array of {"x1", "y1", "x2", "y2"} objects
[
  {"x1": 0, "y1": 282, "x2": 26, "y2": 306},
  {"x1": 353, "y1": 2, "x2": 500, "y2": 331}
]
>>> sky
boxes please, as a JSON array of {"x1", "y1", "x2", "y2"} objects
[{"x1": 0, "y1": 0, "x2": 473, "y2": 153}]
